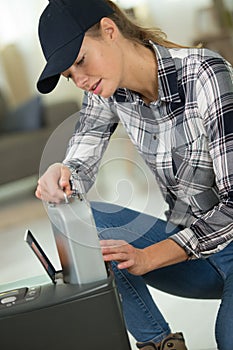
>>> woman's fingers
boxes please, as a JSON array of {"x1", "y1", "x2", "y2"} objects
[
  {"x1": 35, "y1": 163, "x2": 72, "y2": 203},
  {"x1": 100, "y1": 240, "x2": 130, "y2": 259},
  {"x1": 100, "y1": 239, "x2": 128, "y2": 249},
  {"x1": 59, "y1": 165, "x2": 73, "y2": 196},
  {"x1": 100, "y1": 239, "x2": 145, "y2": 274}
]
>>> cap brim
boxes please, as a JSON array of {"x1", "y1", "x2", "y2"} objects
[{"x1": 37, "y1": 33, "x2": 84, "y2": 94}]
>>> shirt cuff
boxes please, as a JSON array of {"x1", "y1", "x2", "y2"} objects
[
  {"x1": 169, "y1": 227, "x2": 200, "y2": 260},
  {"x1": 62, "y1": 162, "x2": 93, "y2": 195}
]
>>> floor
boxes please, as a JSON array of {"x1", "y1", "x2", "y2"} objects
[{"x1": 0, "y1": 130, "x2": 219, "y2": 350}]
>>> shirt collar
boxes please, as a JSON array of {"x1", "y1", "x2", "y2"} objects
[{"x1": 149, "y1": 41, "x2": 181, "y2": 104}]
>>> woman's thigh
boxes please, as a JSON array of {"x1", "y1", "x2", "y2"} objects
[
  {"x1": 91, "y1": 201, "x2": 224, "y2": 299},
  {"x1": 144, "y1": 259, "x2": 224, "y2": 299},
  {"x1": 149, "y1": 240, "x2": 233, "y2": 300},
  {"x1": 91, "y1": 201, "x2": 180, "y2": 244}
]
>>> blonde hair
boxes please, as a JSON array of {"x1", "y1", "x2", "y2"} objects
[{"x1": 87, "y1": 0, "x2": 189, "y2": 48}]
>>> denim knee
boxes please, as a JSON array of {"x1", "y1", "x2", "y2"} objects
[{"x1": 215, "y1": 269, "x2": 233, "y2": 350}]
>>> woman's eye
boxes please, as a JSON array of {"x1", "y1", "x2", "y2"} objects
[{"x1": 77, "y1": 56, "x2": 85, "y2": 65}]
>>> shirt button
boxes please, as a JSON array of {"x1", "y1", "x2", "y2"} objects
[{"x1": 153, "y1": 134, "x2": 157, "y2": 140}]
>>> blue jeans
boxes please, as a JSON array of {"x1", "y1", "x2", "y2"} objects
[{"x1": 91, "y1": 201, "x2": 233, "y2": 350}]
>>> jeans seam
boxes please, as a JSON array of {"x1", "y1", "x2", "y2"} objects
[
  {"x1": 98, "y1": 226, "x2": 157, "y2": 244},
  {"x1": 116, "y1": 266, "x2": 170, "y2": 342},
  {"x1": 207, "y1": 258, "x2": 226, "y2": 280}
]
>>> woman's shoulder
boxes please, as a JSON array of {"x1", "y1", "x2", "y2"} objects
[
  {"x1": 166, "y1": 46, "x2": 232, "y2": 82},
  {"x1": 168, "y1": 46, "x2": 230, "y2": 69}
]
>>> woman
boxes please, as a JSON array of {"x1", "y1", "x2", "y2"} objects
[{"x1": 36, "y1": 1, "x2": 233, "y2": 349}]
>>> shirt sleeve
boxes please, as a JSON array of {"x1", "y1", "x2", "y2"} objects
[
  {"x1": 63, "y1": 92, "x2": 119, "y2": 193},
  {"x1": 171, "y1": 55, "x2": 233, "y2": 258}
]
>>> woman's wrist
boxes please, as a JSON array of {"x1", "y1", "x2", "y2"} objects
[{"x1": 143, "y1": 239, "x2": 189, "y2": 272}]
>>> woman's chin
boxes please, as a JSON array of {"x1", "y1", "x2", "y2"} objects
[{"x1": 100, "y1": 88, "x2": 118, "y2": 99}]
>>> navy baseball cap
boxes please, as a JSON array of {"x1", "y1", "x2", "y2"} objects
[{"x1": 37, "y1": 0, "x2": 114, "y2": 94}]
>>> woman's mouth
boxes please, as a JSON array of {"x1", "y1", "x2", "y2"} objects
[{"x1": 91, "y1": 79, "x2": 102, "y2": 94}]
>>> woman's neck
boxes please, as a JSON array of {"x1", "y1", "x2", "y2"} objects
[{"x1": 122, "y1": 42, "x2": 158, "y2": 104}]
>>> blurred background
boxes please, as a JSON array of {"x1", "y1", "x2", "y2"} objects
[{"x1": 0, "y1": 1, "x2": 232, "y2": 349}]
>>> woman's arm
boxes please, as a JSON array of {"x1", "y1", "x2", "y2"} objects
[
  {"x1": 36, "y1": 92, "x2": 118, "y2": 202},
  {"x1": 171, "y1": 56, "x2": 233, "y2": 259},
  {"x1": 63, "y1": 92, "x2": 119, "y2": 193}
]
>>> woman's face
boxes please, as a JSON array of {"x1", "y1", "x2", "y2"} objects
[{"x1": 62, "y1": 19, "x2": 125, "y2": 98}]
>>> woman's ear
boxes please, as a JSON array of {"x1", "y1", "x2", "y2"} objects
[{"x1": 100, "y1": 17, "x2": 118, "y2": 40}]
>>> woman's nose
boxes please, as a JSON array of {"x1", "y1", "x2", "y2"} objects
[{"x1": 72, "y1": 72, "x2": 88, "y2": 90}]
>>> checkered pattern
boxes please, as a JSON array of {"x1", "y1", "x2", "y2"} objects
[{"x1": 63, "y1": 42, "x2": 233, "y2": 259}]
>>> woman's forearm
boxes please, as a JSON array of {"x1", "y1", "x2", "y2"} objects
[{"x1": 143, "y1": 238, "x2": 189, "y2": 272}]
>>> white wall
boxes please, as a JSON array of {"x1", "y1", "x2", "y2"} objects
[
  {"x1": 118, "y1": 0, "x2": 213, "y2": 46},
  {"x1": 0, "y1": 0, "x2": 82, "y2": 106},
  {"x1": 0, "y1": 0, "x2": 215, "y2": 106},
  {"x1": 145, "y1": 0, "x2": 212, "y2": 45}
]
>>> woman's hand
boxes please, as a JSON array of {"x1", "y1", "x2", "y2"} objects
[
  {"x1": 35, "y1": 163, "x2": 73, "y2": 203},
  {"x1": 100, "y1": 239, "x2": 150, "y2": 276},
  {"x1": 100, "y1": 238, "x2": 189, "y2": 275}
]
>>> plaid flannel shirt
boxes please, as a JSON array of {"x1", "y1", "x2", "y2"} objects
[{"x1": 63, "y1": 42, "x2": 233, "y2": 259}]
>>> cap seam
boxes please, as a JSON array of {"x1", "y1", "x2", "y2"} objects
[{"x1": 46, "y1": 32, "x2": 82, "y2": 60}]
